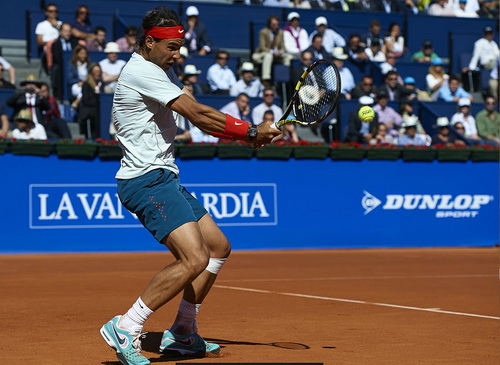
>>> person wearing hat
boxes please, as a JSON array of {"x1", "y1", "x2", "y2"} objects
[
  {"x1": 346, "y1": 95, "x2": 380, "y2": 144},
  {"x1": 283, "y1": 12, "x2": 310, "y2": 58},
  {"x1": 436, "y1": 74, "x2": 472, "y2": 102},
  {"x1": 252, "y1": 15, "x2": 293, "y2": 85},
  {"x1": 230, "y1": 62, "x2": 264, "y2": 98},
  {"x1": 464, "y1": 26, "x2": 499, "y2": 72},
  {"x1": 373, "y1": 89, "x2": 403, "y2": 138},
  {"x1": 450, "y1": 97, "x2": 481, "y2": 142},
  {"x1": 11, "y1": 108, "x2": 48, "y2": 140},
  {"x1": 426, "y1": 57, "x2": 449, "y2": 98},
  {"x1": 308, "y1": 16, "x2": 345, "y2": 54},
  {"x1": 99, "y1": 42, "x2": 126, "y2": 93},
  {"x1": 87, "y1": 26, "x2": 107, "y2": 52},
  {"x1": 454, "y1": 0, "x2": 479, "y2": 17},
  {"x1": 183, "y1": 6, "x2": 212, "y2": 55},
  {"x1": 431, "y1": 116, "x2": 466, "y2": 146},
  {"x1": 332, "y1": 47, "x2": 355, "y2": 99},
  {"x1": 7, "y1": 74, "x2": 51, "y2": 128},
  {"x1": 397, "y1": 115, "x2": 428, "y2": 146},
  {"x1": 411, "y1": 40, "x2": 440, "y2": 63},
  {"x1": 364, "y1": 38, "x2": 386, "y2": 62},
  {"x1": 183, "y1": 65, "x2": 206, "y2": 95}
]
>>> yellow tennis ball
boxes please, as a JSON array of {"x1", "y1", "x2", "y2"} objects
[{"x1": 358, "y1": 106, "x2": 375, "y2": 123}]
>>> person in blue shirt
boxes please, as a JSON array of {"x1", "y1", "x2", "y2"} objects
[{"x1": 436, "y1": 75, "x2": 473, "y2": 102}]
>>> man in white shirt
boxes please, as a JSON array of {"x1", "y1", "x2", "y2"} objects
[
  {"x1": 308, "y1": 16, "x2": 345, "y2": 54},
  {"x1": 35, "y1": 3, "x2": 62, "y2": 48},
  {"x1": 230, "y1": 62, "x2": 264, "y2": 98},
  {"x1": 12, "y1": 109, "x2": 47, "y2": 140},
  {"x1": 466, "y1": 27, "x2": 499, "y2": 71},
  {"x1": 206, "y1": 50, "x2": 236, "y2": 94},
  {"x1": 99, "y1": 42, "x2": 126, "y2": 93},
  {"x1": 252, "y1": 86, "x2": 283, "y2": 125},
  {"x1": 283, "y1": 12, "x2": 309, "y2": 58}
]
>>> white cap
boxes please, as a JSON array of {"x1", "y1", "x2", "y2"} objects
[
  {"x1": 403, "y1": 115, "x2": 418, "y2": 127},
  {"x1": 104, "y1": 42, "x2": 120, "y2": 53},
  {"x1": 458, "y1": 98, "x2": 471, "y2": 107},
  {"x1": 332, "y1": 47, "x2": 348, "y2": 60},
  {"x1": 240, "y1": 62, "x2": 255, "y2": 72},
  {"x1": 184, "y1": 64, "x2": 202, "y2": 75},
  {"x1": 315, "y1": 16, "x2": 328, "y2": 26},
  {"x1": 185, "y1": 6, "x2": 199, "y2": 17},
  {"x1": 180, "y1": 46, "x2": 188, "y2": 58},
  {"x1": 287, "y1": 12, "x2": 300, "y2": 21},
  {"x1": 434, "y1": 117, "x2": 450, "y2": 127},
  {"x1": 359, "y1": 96, "x2": 374, "y2": 106}
]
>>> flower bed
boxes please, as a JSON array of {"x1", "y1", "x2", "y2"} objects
[
  {"x1": 366, "y1": 143, "x2": 401, "y2": 160},
  {"x1": 56, "y1": 139, "x2": 97, "y2": 159},
  {"x1": 10, "y1": 139, "x2": 53, "y2": 157},
  {"x1": 470, "y1": 145, "x2": 499, "y2": 162},
  {"x1": 0, "y1": 139, "x2": 7, "y2": 155},
  {"x1": 97, "y1": 139, "x2": 122, "y2": 160},
  {"x1": 216, "y1": 140, "x2": 254, "y2": 159},
  {"x1": 177, "y1": 142, "x2": 217, "y2": 159},
  {"x1": 292, "y1": 141, "x2": 330, "y2": 159},
  {"x1": 255, "y1": 141, "x2": 293, "y2": 160},
  {"x1": 401, "y1": 146, "x2": 436, "y2": 162},
  {"x1": 330, "y1": 142, "x2": 366, "y2": 161},
  {"x1": 433, "y1": 144, "x2": 471, "y2": 162}
]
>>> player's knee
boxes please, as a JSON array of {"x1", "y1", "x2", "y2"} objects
[{"x1": 183, "y1": 251, "x2": 210, "y2": 278}]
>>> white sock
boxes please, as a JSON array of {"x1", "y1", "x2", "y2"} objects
[
  {"x1": 119, "y1": 297, "x2": 154, "y2": 333},
  {"x1": 170, "y1": 298, "x2": 201, "y2": 334}
]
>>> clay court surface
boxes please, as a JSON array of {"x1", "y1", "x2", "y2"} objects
[{"x1": 1, "y1": 247, "x2": 498, "y2": 364}]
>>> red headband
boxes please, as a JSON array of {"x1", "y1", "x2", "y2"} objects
[{"x1": 144, "y1": 26, "x2": 185, "y2": 39}]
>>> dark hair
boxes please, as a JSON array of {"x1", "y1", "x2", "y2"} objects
[
  {"x1": 45, "y1": 3, "x2": 58, "y2": 11},
  {"x1": 312, "y1": 34, "x2": 323, "y2": 43},
  {"x1": 75, "y1": 5, "x2": 91, "y2": 25},
  {"x1": 216, "y1": 50, "x2": 229, "y2": 59},
  {"x1": 385, "y1": 70, "x2": 398, "y2": 80},
  {"x1": 236, "y1": 92, "x2": 250, "y2": 100},
  {"x1": 94, "y1": 26, "x2": 106, "y2": 35},
  {"x1": 126, "y1": 25, "x2": 139, "y2": 36},
  {"x1": 386, "y1": 22, "x2": 400, "y2": 36},
  {"x1": 370, "y1": 19, "x2": 380, "y2": 27},
  {"x1": 138, "y1": 6, "x2": 181, "y2": 48},
  {"x1": 263, "y1": 110, "x2": 275, "y2": 117},
  {"x1": 267, "y1": 15, "x2": 279, "y2": 28},
  {"x1": 449, "y1": 75, "x2": 460, "y2": 83},
  {"x1": 263, "y1": 86, "x2": 275, "y2": 93}
]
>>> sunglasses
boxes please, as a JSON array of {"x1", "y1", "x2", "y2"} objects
[
  {"x1": 217, "y1": 57, "x2": 228, "y2": 60},
  {"x1": 388, "y1": 78, "x2": 398, "y2": 81},
  {"x1": 455, "y1": 126, "x2": 465, "y2": 130},
  {"x1": 264, "y1": 93, "x2": 274, "y2": 97},
  {"x1": 363, "y1": 83, "x2": 373, "y2": 86},
  {"x1": 47, "y1": 9, "x2": 58, "y2": 13}
]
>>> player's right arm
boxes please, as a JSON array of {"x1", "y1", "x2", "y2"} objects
[{"x1": 169, "y1": 94, "x2": 280, "y2": 145}]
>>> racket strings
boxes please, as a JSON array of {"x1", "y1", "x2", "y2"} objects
[{"x1": 297, "y1": 62, "x2": 339, "y2": 123}]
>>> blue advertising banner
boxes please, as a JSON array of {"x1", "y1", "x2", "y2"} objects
[{"x1": 0, "y1": 155, "x2": 497, "y2": 253}]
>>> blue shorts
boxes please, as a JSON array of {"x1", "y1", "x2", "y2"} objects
[{"x1": 117, "y1": 168, "x2": 207, "y2": 243}]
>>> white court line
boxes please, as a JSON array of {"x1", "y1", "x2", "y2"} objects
[
  {"x1": 217, "y1": 274, "x2": 496, "y2": 283},
  {"x1": 214, "y1": 285, "x2": 499, "y2": 320}
]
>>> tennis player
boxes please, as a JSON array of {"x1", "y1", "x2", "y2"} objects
[{"x1": 99, "y1": 6, "x2": 280, "y2": 365}]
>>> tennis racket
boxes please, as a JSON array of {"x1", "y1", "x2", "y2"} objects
[{"x1": 275, "y1": 60, "x2": 341, "y2": 129}]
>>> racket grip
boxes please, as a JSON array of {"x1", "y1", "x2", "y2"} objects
[{"x1": 272, "y1": 121, "x2": 280, "y2": 130}]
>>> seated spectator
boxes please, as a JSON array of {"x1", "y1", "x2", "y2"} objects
[
  {"x1": 71, "y1": 5, "x2": 94, "y2": 44},
  {"x1": 115, "y1": 25, "x2": 139, "y2": 53},
  {"x1": 252, "y1": 15, "x2": 293, "y2": 85},
  {"x1": 183, "y1": 65, "x2": 207, "y2": 95},
  {"x1": 283, "y1": 12, "x2": 309, "y2": 58},
  {"x1": 306, "y1": 34, "x2": 332, "y2": 61},
  {"x1": 0, "y1": 103, "x2": 9, "y2": 138},
  {"x1": 0, "y1": 56, "x2": 16, "y2": 85},
  {"x1": 477, "y1": 0, "x2": 499, "y2": 17},
  {"x1": 220, "y1": 92, "x2": 252, "y2": 124},
  {"x1": 450, "y1": 98, "x2": 480, "y2": 141},
  {"x1": 426, "y1": 57, "x2": 449, "y2": 98},
  {"x1": 206, "y1": 50, "x2": 236, "y2": 95},
  {"x1": 332, "y1": 47, "x2": 355, "y2": 99},
  {"x1": 77, "y1": 63, "x2": 103, "y2": 139},
  {"x1": 7, "y1": 75, "x2": 50, "y2": 129},
  {"x1": 252, "y1": 86, "x2": 283, "y2": 125},
  {"x1": 12, "y1": 109, "x2": 47, "y2": 140},
  {"x1": 86, "y1": 26, "x2": 107, "y2": 52},
  {"x1": 174, "y1": 46, "x2": 189, "y2": 81},
  {"x1": 397, "y1": 115, "x2": 428, "y2": 146},
  {"x1": 369, "y1": 122, "x2": 395, "y2": 145},
  {"x1": 324, "y1": 0, "x2": 353, "y2": 11},
  {"x1": 411, "y1": 40, "x2": 439, "y2": 63},
  {"x1": 308, "y1": 16, "x2": 345, "y2": 54},
  {"x1": 290, "y1": 0, "x2": 312, "y2": 8},
  {"x1": 464, "y1": 26, "x2": 499, "y2": 73},
  {"x1": 351, "y1": 75, "x2": 376, "y2": 99},
  {"x1": 384, "y1": 23, "x2": 405, "y2": 58},
  {"x1": 377, "y1": 70, "x2": 406, "y2": 101},
  {"x1": 35, "y1": 3, "x2": 62, "y2": 74},
  {"x1": 364, "y1": 38, "x2": 386, "y2": 62},
  {"x1": 345, "y1": 33, "x2": 368, "y2": 64},
  {"x1": 183, "y1": 6, "x2": 212, "y2": 56},
  {"x1": 361, "y1": 19, "x2": 383, "y2": 47},
  {"x1": 352, "y1": 0, "x2": 378, "y2": 11},
  {"x1": 431, "y1": 117, "x2": 466, "y2": 146},
  {"x1": 374, "y1": 0, "x2": 402, "y2": 13},
  {"x1": 400, "y1": 101, "x2": 427, "y2": 135},
  {"x1": 475, "y1": 96, "x2": 499, "y2": 145},
  {"x1": 427, "y1": 0, "x2": 456, "y2": 16},
  {"x1": 99, "y1": 42, "x2": 126, "y2": 93},
  {"x1": 67, "y1": 45, "x2": 90, "y2": 101},
  {"x1": 401, "y1": 76, "x2": 419, "y2": 101},
  {"x1": 346, "y1": 95, "x2": 379, "y2": 143},
  {"x1": 436, "y1": 75, "x2": 472, "y2": 102},
  {"x1": 454, "y1": 0, "x2": 479, "y2": 17},
  {"x1": 50, "y1": 23, "x2": 78, "y2": 101},
  {"x1": 230, "y1": 62, "x2": 264, "y2": 98},
  {"x1": 38, "y1": 82, "x2": 72, "y2": 139},
  {"x1": 380, "y1": 51, "x2": 398, "y2": 75},
  {"x1": 490, "y1": 57, "x2": 499, "y2": 100},
  {"x1": 290, "y1": 50, "x2": 313, "y2": 84},
  {"x1": 373, "y1": 89, "x2": 403, "y2": 138},
  {"x1": 0, "y1": 63, "x2": 15, "y2": 89}
]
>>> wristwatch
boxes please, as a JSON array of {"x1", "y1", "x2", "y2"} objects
[{"x1": 247, "y1": 126, "x2": 258, "y2": 140}]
